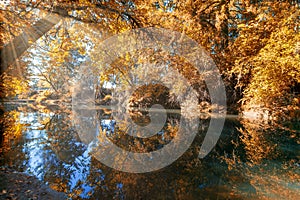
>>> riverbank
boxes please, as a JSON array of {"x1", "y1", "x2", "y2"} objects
[{"x1": 0, "y1": 167, "x2": 66, "y2": 200}]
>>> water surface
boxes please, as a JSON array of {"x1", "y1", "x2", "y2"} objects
[{"x1": 0, "y1": 103, "x2": 299, "y2": 199}]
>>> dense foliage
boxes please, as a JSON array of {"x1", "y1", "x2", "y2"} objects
[{"x1": 1, "y1": 0, "x2": 299, "y2": 118}]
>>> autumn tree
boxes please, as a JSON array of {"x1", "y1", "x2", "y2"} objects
[
  {"x1": 1, "y1": 0, "x2": 299, "y2": 115},
  {"x1": 230, "y1": 1, "x2": 300, "y2": 118},
  {"x1": 1, "y1": 0, "x2": 141, "y2": 100}
]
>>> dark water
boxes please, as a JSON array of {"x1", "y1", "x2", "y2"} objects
[{"x1": 0, "y1": 104, "x2": 299, "y2": 199}]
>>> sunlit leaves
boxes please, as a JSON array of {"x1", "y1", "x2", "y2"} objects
[
  {"x1": 229, "y1": 2, "x2": 300, "y2": 117},
  {"x1": 0, "y1": 110, "x2": 25, "y2": 154},
  {"x1": 0, "y1": 72, "x2": 29, "y2": 99},
  {"x1": 242, "y1": 12, "x2": 299, "y2": 110},
  {"x1": 2, "y1": 0, "x2": 299, "y2": 117}
]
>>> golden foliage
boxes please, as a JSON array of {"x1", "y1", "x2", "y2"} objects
[
  {"x1": 0, "y1": 110, "x2": 25, "y2": 154},
  {"x1": 0, "y1": 73, "x2": 29, "y2": 99},
  {"x1": 230, "y1": 2, "x2": 300, "y2": 116}
]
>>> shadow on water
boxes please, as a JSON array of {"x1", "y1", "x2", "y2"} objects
[{"x1": 0, "y1": 103, "x2": 299, "y2": 199}]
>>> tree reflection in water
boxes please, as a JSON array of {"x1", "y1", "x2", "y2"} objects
[
  {"x1": 221, "y1": 118, "x2": 300, "y2": 199},
  {"x1": 0, "y1": 105, "x2": 299, "y2": 199}
]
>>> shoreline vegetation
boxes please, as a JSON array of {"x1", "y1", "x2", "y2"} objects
[{"x1": 1, "y1": 94, "x2": 299, "y2": 122}]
